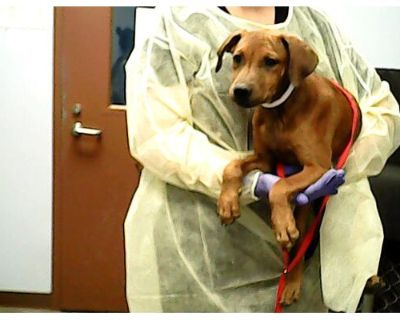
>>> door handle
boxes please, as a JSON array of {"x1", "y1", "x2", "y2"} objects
[{"x1": 72, "y1": 122, "x2": 102, "y2": 137}]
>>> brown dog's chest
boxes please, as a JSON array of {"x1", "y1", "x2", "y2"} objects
[
  {"x1": 251, "y1": 81, "x2": 360, "y2": 168},
  {"x1": 253, "y1": 112, "x2": 305, "y2": 166}
]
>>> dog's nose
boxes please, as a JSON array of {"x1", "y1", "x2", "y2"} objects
[{"x1": 233, "y1": 85, "x2": 252, "y2": 105}]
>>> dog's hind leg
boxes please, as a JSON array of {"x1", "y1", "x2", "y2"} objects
[{"x1": 281, "y1": 204, "x2": 311, "y2": 306}]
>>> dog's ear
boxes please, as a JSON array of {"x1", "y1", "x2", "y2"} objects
[
  {"x1": 280, "y1": 34, "x2": 319, "y2": 86},
  {"x1": 216, "y1": 30, "x2": 244, "y2": 73}
]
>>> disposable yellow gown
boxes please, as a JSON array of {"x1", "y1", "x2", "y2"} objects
[{"x1": 124, "y1": 6, "x2": 400, "y2": 312}]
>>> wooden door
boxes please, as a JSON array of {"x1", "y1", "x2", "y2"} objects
[{"x1": 53, "y1": 7, "x2": 139, "y2": 312}]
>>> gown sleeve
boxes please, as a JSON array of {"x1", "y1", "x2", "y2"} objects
[
  {"x1": 316, "y1": 10, "x2": 400, "y2": 182},
  {"x1": 125, "y1": 10, "x2": 258, "y2": 203}
]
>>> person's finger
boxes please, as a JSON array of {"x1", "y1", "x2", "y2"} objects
[
  {"x1": 303, "y1": 169, "x2": 342, "y2": 200},
  {"x1": 295, "y1": 193, "x2": 309, "y2": 206},
  {"x1": 303, "y1": 169, "x2": 336, "y2": 196}
]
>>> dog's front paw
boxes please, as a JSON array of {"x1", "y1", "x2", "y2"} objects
[
  {"x1": 218, "y1": 190, "x2": 240, "y2": 225},
  {"x1": 272, "y1": 211, "x2": 299, "y2": 249}
]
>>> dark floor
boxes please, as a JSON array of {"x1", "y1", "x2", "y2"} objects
[{"x1": 0, "y1": 306, "x2": 58, "y2": 312}]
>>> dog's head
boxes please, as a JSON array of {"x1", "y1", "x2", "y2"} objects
[{"x1": 216, "y1": 30, "x2": 318, "y2": 108}]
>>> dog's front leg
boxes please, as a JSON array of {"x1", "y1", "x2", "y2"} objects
[
  {"x1": 269, "y1": 164, "x2": 327, "y2": 248},
  {"x1": 218, "y1": 154, "x2": 272, "y2": 224}
]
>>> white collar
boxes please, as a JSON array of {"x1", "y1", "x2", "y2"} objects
[{"x1": 261, "y1": 84, "x2": 295, "y2": 109}]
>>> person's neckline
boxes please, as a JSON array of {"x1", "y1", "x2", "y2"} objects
[{"x1": 214, "y1": 6, "x2": 293, "y2": 29}]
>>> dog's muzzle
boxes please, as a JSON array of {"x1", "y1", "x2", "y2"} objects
[{"x1": 232, "y1": 84, "x2": 253, "y2": 108}]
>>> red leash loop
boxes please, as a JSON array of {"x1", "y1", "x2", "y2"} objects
[{"x1": 274, "y1": 81, "x2": 360, "y2": 312}]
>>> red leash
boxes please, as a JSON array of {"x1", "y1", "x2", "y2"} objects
[{"x1": 274, "y1": 81, "x2": 360, "y2": 312}]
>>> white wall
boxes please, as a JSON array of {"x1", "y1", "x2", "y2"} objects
[
  {"x1": 0, "y1": 7, "x2": 53, "y2": 293},
  {"x1": 318, "y1": 6, "x2": 400, "y2": 69}
]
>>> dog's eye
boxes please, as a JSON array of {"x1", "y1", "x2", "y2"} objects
[
  {"x1": 264, "y1": 57, "x2": 279, "y2": 67},
  {"x1": 233, "y1": 54, "x2": 242, "y2": 64}
]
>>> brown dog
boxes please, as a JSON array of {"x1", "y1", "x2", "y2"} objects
[{"x1": 216, "y1": 29, "x2": 363, "y2": 305}]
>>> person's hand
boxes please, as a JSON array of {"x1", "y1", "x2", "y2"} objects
[
  {"x1": 254, "y1": 166, "x2": 345, "y2": 205},
  {"x1": 295, "y1": 168, "x2": 345, "y2": 205}
]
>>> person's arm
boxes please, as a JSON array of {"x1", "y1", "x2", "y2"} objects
[
  {"x1": 125, "y1": 10, "x2": 254, "y2": 202},
  {"x1": 317, "y1": 10, "x2": 400, "y2": 183},
  {"x1": 345, "y1": 57, "x2": 400, "y2": 182}
]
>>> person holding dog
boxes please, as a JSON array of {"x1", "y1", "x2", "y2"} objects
[{"x1": 124, "y1": 6, "x2": 400, "y2": 312}]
